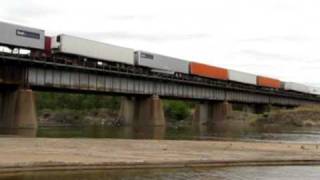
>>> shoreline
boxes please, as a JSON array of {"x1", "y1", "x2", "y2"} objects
[{"x1": 0, "y1": 138, "x2": 319, "y2": 174}]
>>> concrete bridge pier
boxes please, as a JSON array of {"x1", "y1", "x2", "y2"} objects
[
  {"x1": 0, "y1": 89, "x2": 37, "y2": 129},
  {"x1": 193, "y1": 101, "x2": 232, "y2": 127},
  {"x1": 118, "y1": 95, "x2": 166, "y2": 127}
]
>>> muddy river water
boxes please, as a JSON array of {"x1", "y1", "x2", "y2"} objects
[
  {"x1": 2, "y1": 122, "x2": 320, "y2": 143},
  {"x1": 0, "y1": 166, "x2": 319, "y2": 180}
]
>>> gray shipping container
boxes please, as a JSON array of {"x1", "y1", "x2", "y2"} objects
[
  {"x1": 228, "y1": 69, "x2": 257, "y2": 85},
  {"x1": 0, "y1": 21, "x2": 45, "y2": 50},
  {"x1": 135, "y1": 51, "x2": 189, "y2": 74},
  {"x1": 283, "y1": 82, "x2": 310, "y2": 94}
]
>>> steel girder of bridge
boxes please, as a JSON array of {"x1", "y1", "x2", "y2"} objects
[
  {"x1": 0, "y1": 54, "x2": 317, "y2": 106},
  {"x1": 26, "y1": 66, "x2": 311, "y2": 106}
]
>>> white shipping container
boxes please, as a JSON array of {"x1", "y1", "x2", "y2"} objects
[
  {"x1": 135, "y1": 51, "x2": 189, "y2": 74},
  {"x1": 0, "y1": 21, "x2": 45, "y2": 50},
  {"x1": 228, "y1": 70, "x2": 257, "y2": 85},
  {"x1": 309, "y1": 86, "x2": 320, "y2": 95},
  {"x1": 52, "y1": 34, "x2": 135, "y2": 65},
  {"x1": 284, "y1": 82, "x2": 310, "y2": 93}
]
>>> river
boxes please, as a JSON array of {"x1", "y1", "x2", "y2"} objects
[
  {"x1": 2, "y1": 122, "x2": 320, "y2": 143},
  {"x1": 0, "y1": 166, "x2": 319, "y2": 180}
]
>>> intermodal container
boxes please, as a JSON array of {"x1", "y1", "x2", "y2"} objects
[
  {"x1": 228, "y1": 69, "x2": 257, "y2": 85},
  {"x1": 189, "y1": 62, "x2": 229, "y2": 80},
  {"x1": 0, "y1": 21, "x2": 45, "y2": 50},
  {"x1": 135, "y1": 51, "x2": 189, "y2": 74},
  {"x1": 257, "y1": 76, "x2": 281, "y2": 89},
  {"x1": 283, "y1": 82, "x2": 309, "y2": 93},
  {"x1": 309, "y1": 86, "x2": 320, "y2": 95},
  {"x1": 51, "y1": 34, "x2": 135, "y2": 65}
]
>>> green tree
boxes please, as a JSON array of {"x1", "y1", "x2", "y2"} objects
[{"x1": 164, "y1": 100, "x2": 192, "y2": 121}]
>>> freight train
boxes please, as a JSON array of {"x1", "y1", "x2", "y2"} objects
[{"x1": 0, "y1": 21, "x2": 319, "y2": 95}]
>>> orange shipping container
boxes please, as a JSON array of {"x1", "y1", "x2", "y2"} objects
[
  {"x1": 189, "y1": 62, "x2": 229, "y2": 80},
  {"x1": 257, "y1": 76, "x2": 281, "y2": 89}
]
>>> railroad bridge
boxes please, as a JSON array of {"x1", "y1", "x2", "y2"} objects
[{"x1": 0, "y1": 54, "x2": 319, "y2": 129}]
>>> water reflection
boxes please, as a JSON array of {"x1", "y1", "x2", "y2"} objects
[
  {"x1": 1, "y1": 121, "x2": 320, "y2": 143},
  {"x1": 0, "y1": 128, "x2": 37, "y2": 137},
  {"x1": 1, "y1": 166, "x2": 320, "y2": 180}
]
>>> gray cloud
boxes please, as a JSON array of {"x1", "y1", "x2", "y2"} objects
[
  {"x1": 1, "y1": 0, "x2": 58, "y2": 23},
  {"x1": 239, "y1": 36, "x2": 310, "y2": 43},
  {"x1": 103, "y1": 15, "x2": 154, "y2": 21},
  {"x1": 240, "y1": 49, "x2": 318, "y2": 63},
  {"x1": 73, "y1": 31, "x2": 210, "y2": 42},
  {"x1": 241, "y1": 50, "x2": 298, "y2": 60}
]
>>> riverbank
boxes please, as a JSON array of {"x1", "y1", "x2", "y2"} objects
[
  {"x1": 38, "y1": 105, "x2": 320, "y2": 129},
  {"x1": 0, "y1": 138, "x2": 319, "y2": 173},
  {"x1": 255, "y1": 105, "x2": 320, "y2": 127}
]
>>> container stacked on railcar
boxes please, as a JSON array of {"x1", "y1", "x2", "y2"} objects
[
  {"x1": 228, "y1": 69, "x2": 257, "y2": 86},
  {"x1": 135, "y1": 51, "x2": 189, "y2": 74},
  {"x1": 189, "y1": 62, "x2": 229, "y2": 80},
  {"x1": 0, "y1": 21, "x2": 45, "y2": 50},
  {"x1": 51, "y1": 34, "x2": 135, "y2": 65},
  {"x1": 309, "y1": 86, "x2": 320, "y2": 95},
  {"x1": 282, "y1": 82, "x2": 310, "y2": 94},
  {"x1": 257, "y1": 76, "x2": 281, "y2": 89}
]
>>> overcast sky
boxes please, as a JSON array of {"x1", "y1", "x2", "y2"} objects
[{"x1": 1, "y1": 0, "x2": 320, "y2": 86}]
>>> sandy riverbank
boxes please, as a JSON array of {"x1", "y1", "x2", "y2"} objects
[{"x1": 0, "y1": 138, "x2": 320, "y2": 173}]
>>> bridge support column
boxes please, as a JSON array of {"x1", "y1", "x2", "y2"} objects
[
  {"x1": 118, "y1": 97, "x2": 136, "y2": 126},
  {"x1": 255, "y1": 104, "x2": 271, "y2": 114},
  {"x1": 0, "y1": 89, "x2": 37, "y2": 129},
  {"x1": 193, "y1": 101, "x2": 232, "y2": 126},
  {"x1": 192, "y1": 102, "x2": 210, "y2": 126},
  {"x1": 118, "y1": 95, "x2": 166, "y2": 127}
]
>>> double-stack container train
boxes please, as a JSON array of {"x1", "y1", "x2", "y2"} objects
[{"x1": 0, "y1": 21, "x2": 318, "y2": 96}]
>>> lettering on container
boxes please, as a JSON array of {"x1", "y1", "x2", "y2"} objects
[
  {"x1": 16, "y1": 29, "x2": 40, "y2": 39},
  {"x1": 141, "y1": 53, "x2": 154, "y2": 60}
]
